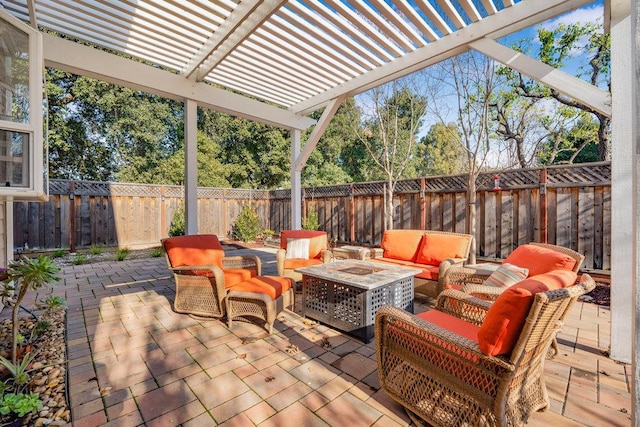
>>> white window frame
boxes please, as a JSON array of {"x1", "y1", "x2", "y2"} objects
[{"x1": 0, "y1": 10, "x2": 46, "y2": 200}]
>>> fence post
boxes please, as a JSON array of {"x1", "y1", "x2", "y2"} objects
[
  {"x1": 420, "y1": 178, "x2": 426, "y2": 229},
  {"x1": 540, "y1": 168, "x2": 548, "y2": 243},
  {"x1": 69, "y1": 181, "x2": 76, "y2": 253},
  {"x1": 349, "y1": 184, "x2": 355, "y2": 243},
  {"x1": 160, "y1": 186, "x2": 166, "y2": 239}
]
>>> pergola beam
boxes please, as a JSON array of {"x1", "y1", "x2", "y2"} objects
[
  {"x1": 291, "y1": 0, "x2": 594, "y2": 115},
  {"x1": 294, "y1": 95, "x2": 346, "y2": 171},
  {"x1": 42, "y1": 34, "x2": 315, "y2": 131},
  {"x1": 470, "y1": 38, "x2": 612, "y2": 117},
  {"x1": 182, "y1": 0, "x2": 286, "y2": 81}
]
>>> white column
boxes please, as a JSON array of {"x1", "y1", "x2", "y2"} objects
[
  {"x1": 632, "y1": 1, "x2": 640, "y2": 423},
  {"x1": 291, "y1": 129, "x2": 302, "y2": 230},
  {"x1": 610, "y1": 0, "x2": 634, "y2": 363},
  {"x1": 184, "y1": 99, "x2": 198, "y2": 235}
]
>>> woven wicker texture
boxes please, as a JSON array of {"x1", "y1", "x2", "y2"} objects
[
  {"x1": 446, "y1": 242, "x2": 585, "y2": 301},
  {"x1": 161, "y1": 236, "x2": 261, "y2": 319},
  {"x1": 375, "y1": 274, "x2": 595, "y2": 426},
  {"x1": 226, "y1": 285, "x2": 294, "y2": 334}
]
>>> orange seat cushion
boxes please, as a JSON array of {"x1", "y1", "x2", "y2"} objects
[
  {"x1": 283, "y1": 258, "x2": 323, "y2": 270},
  {"x1": 415, "y1": 234, "x2": 470, "y2": 266},
  {"x1": 478, "y1": 270, "x2": 578, "y2": 356},
  {"x1": 417, "y1": 310, "x2": 480, "y2": 343},
  {"x1": 381, "y1": 230, "x2": 424, "y2": 261},
  {"x1": 223, "y1": 269, "x2": 257, "y2": 287},
  {"x1": 503, "y1": 244, "x2": 576, "y2": 277},
  {"x1": 414, "y1": 265, "x2": 440, "y2": 280},
  {"x1": 280, "y1": 230, "x2": 327, "y2": 259},
  {"x1": 163, "y1": 234, "x2": 224, "y2": 268},
  {"x1": 227, "y1": 276, "x2": 293, "y2": 300}
]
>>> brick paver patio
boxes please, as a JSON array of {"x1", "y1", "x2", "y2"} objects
[{"x1": 14, "y1": 246, "x2": 632, "y2": 426}]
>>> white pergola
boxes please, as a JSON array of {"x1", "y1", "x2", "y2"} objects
[{"x1": 1, "y1": 0, "x2": 637, "y2": 418}]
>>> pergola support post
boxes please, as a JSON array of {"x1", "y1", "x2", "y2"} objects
[
  {"x1": 291, "y1": 129, "x2": 302, "y2": 230},
  {"x1": 184, "y1": 99, "x2": 198, "y2": 235},
  {"x1": 610, "y1": 0, "x2": 634, "y2": 364}
]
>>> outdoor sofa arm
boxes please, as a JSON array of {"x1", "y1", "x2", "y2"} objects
[
  {"x1": 222, "y1": 255, "x2": 262, "y2": 275},
  {"x1": 435, "y1": 289, "x2": 492, "y2": 326}
]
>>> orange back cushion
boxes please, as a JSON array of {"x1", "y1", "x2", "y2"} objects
[
  {"x1": 280, "y1": 230, "x2": 327, "y2": 259},
  {"x1": 503, "y1": 244, "x2": 576, "y2": 277},
  {"x1": 381, "y1": 230, "x2": 424, "y2": 261},
  {"x1": 477, "y1": 270, "x2": 578, "y2": 356},
  {"x1": 415, "y1": 233, "x2": 471, "y2": 266},
  {"x1": 163, "y1": 234, "x2": 224, "y2": 268}
]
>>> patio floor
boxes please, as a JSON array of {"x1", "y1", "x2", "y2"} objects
[{"x1": 20, "y1": 246, "x2": 633, "y2": 426}]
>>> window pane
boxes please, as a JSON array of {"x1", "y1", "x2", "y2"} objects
[
  {"x1": 0, "y1": 129, "x2": 30, "y2": 187},
  {"x1": 0, "y1": 20, "x2": 30, "y2": 123}
]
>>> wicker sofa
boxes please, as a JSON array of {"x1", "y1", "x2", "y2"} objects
[
  {"x1": 375, "y1": 271, "x2": 595, "y2": 426},
  {"x1": 367, "y1": 229, "x2": 473, "y2": 297}
]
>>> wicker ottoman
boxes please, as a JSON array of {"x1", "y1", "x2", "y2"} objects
[{"x1": 226, "y1": 276, "x2": 295, "y2": 334}]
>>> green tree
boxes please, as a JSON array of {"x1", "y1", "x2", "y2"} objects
[
  {"x1": 417, "y1": 122, "x2": 466, "y2": 176},
  {"x1": 355, "y1": 81, "x2": 427, "y2": 229},
  {"x1": 539, "y1": 113, "x2": 600, "y2": 164},
  {"x1": 499, "y1": 22, "x2": 610, "y2": 161},
  {"x1": 302, "y1": 98, "x2": 360, "y2": 186}
]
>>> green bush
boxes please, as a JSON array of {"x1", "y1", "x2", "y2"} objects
[
  {"x1": 72, "y1": 254, "x2": 87, "y2": 265},
  {"x1": 233, "y1": 205, "x2": 262, "y2": 242},
  {"x1": 302, "y1": 207, "x2": 320, "y2": 230},
  {"x1": 168, "y1": 209, "x2": 185, "y2": 237},
  {"x1": 89, "y1": 245, "x2": 103, "y2": 255},
  {"x1": 50, "y1": 249, "x2": 66, "y2": 258},
  {"x1": 149, "y1": 247, "x2": 164, "y2": 257},
  {"x1": 0, "y1": 392, "x2": 42, "y2": 418},
  {"x1": 115, "y1": 247, "x2": 130, "y2": 261}
]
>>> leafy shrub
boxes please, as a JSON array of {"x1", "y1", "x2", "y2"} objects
[
  {"x1": 72, "y1": 254, "x2": 87, "y2": 265},
  {"x1": 115, "y1": 247, "x2": 130, "y2": 261},
  {"x1": 0, "y1": 392, "x2": 42, "y2": 418},
  {"x1": 233, "y1": 205, "x2": 262, "y2": 242},
  {"x1": 149, "y1": 247, "x2": 164, "y2": 257},
  {"x1": 168, "y1": 209, "x2": 185, "y2": 237},
  {"x1": 50, "y1": 249, "x2": 66, "y2": 259},
  {"x1": 302, "y1": 207, "x2": 320, "y2": 230}
]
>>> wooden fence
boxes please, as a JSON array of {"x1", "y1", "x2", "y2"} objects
[
  {"x1": 271, "y1": 162, "x2": 611, "y2": 271},
  {"x1": 13, "y1": 162, "x2": 611, "y2": 271}
]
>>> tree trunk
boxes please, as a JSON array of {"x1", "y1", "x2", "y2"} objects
[
  {"x1": 467, "y1": 173, "x2": 477, "y2": 264},
  {"x1": 385, "y1": 179, "x2": 394, "y2": 230}
]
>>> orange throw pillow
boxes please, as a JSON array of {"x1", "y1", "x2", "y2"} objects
[
  {"x1": 164, "y1": 234, "x2": 224, "y2": 268},
  {"x1": 503, "y1": 244, "x2": 576, "y2": 276},
  {"x1": 381, "y1": 230, "x2": 423, "y2": 261},
  {"x1": 478, "y1": 270, "x2": 577, "y2": 356},
  {"x1": 415, "y1": 234, "x2": 470, "y2": 266}
]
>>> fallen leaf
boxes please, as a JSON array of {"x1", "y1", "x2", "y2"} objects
[
  {"x1": 237, "y1": 353, "x2": 247, "y2": 359},
  {"x1": 265, "y1": 376, "x2": 275, "y2": 382}
]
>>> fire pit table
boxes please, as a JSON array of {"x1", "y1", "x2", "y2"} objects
[{"x1": 295, "y1": 260, "x2": 420, "y2": 343}]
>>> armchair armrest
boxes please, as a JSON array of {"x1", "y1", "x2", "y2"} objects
[
  {"x1": 435, "y1": 289, "x2": 492, "y2": 326},
  {"x1": 442, "y1": 265, "x2": 492, "y2": 287},
  {"x1": 222, "y1": 255, "x2": 262, "y2": 275},
  {"x1": 461, "y1": 283, "x2": 504, "y2": 301},
  {"x1": 320, "y1": 249, "x2": 333, "y2": 263},
  {"x1": 275, "y1": 249, "x2": 286, "y2": 276}
]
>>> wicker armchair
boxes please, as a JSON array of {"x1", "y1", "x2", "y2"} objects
[
  {"x1": 375, "y1": 273, "x2": 595, "y2": 426},
  {"x1": 161, "y1": 234, "x2": 261, "y2": 318},
  {"x1": 444, "y1": 242, "x2": 585, "y2": 300}
]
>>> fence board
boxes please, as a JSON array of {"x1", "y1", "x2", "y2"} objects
[{"x1": 11, "y1": 162, "x2": 612, "y2": 270}]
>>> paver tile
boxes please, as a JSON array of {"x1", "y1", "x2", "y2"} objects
[
  {"x1": 258, "y1": 401, "x2": 329, "y2": 427},
  {"x1": 189, "y1": 371, "x2": 249, "y2": 408},
  {"x1": 210, "y1": 390, "x2": 262, "y2": 423},
  {"x1": 244, "y1": 364, "x2": 299, "y2": 399},
  {"x1": 136, "y1": 380, "x2": 196, "y2": 422},
  {"x1": 316, "y1": 390, "x2": 382, "y2": 427}
]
